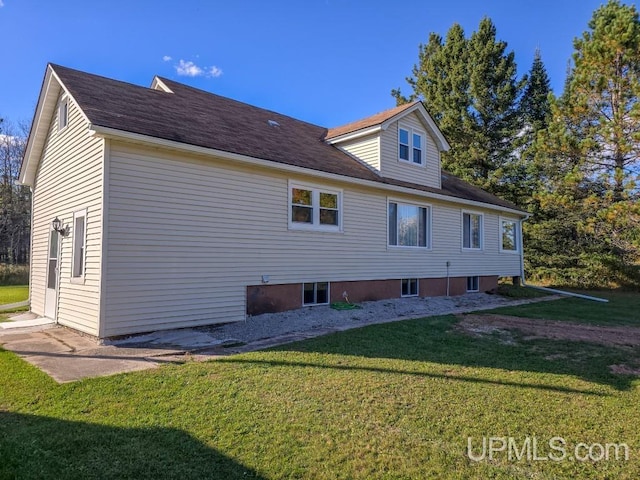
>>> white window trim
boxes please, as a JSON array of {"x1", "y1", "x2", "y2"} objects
[
  {"x1": 387, "y1": 198, "x2": 432, "y2": 250},
  {"x1": 401, "y1": 278, "x2": 419, "y2": 297},
  {"x1": 461, "y1": 210, "x2": 484, "y2": 251},
  {"x1": 499, "y1": 217, "x2": 520, "y2": 253},
  {"x1": 288, "y1": 181, "x2": 343, "y2": 233},
  {"x1": 70, "y1": 208, "x2": 87, "y2": 284},
  {"x1": 398, "y1": 123, "x2": 426, "y2": 167},
  {"x1": 302, "y1": 281, "x2": 330, "y2": 306},
  {"x1": 58, "y1": 96, "x2": 69, "y2": 132},
  {"x1": 466, "y1": 276, "x2": 480, "y2": 293}
]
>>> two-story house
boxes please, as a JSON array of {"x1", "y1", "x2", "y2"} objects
[{"x1": 19, "y1": 64, "x2": 526, "y2": 339}]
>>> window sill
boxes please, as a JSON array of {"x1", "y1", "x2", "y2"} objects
[
  {"x1": 398, "y1": 158, "x2": 426, "y2": 168},
  {"x1": 500, "y1": 249, "x2": 520, "y2": 254},
  {"x1": 70, "y1": 277, "x2": 86, "y2": 285},
  {"x1": 388, "y1": 245, "x2": 432, "y2": 251},
  {"x1": 289, "y1": 223, "x2": 342, "y2": 233}
]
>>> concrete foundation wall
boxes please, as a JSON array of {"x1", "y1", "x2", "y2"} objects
[{"x1": 247, "y1": 275, "x2": 499, "y2": 315}]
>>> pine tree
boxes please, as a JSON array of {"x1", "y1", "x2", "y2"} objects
[
  {"x1": 570, "y1": 0, "x2": 640, "y2": 202},
  {"x1": 392, "y1": 18, "x2": 525, "y2": 201},
  {"x1": 527, "y1": 0, "x2": 640, "y2": 287}
]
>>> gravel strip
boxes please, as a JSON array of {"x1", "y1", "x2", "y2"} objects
[{"x1": 198, "y1": 293, "x2": 520, "y2": 345}]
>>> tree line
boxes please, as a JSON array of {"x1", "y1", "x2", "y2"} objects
[
  {"x1": 1, "y1": 1, "x2": 638, "y2": 288},
  {"x1": 0, "y1": 118, "x2": 30, "y2": 265},
  {"x1": 393, "y1": 0, "x2": 640, "y2": 289}
]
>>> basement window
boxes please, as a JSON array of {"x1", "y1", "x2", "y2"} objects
[
  {"x1": 303, "y1": 282, "x2": 329, "y2": 306},
  {"x1": 467, "y1": 276, "x2": 479, "y2": 293},
  {"x1": 401, "y1": 278, "x2": 418, "y2": 297}
]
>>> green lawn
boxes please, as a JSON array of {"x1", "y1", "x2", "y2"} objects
[
  {"x1": 485, "y1": 289, "x2": 640, "y2": 326},
  {"x1": 1, "y1": 294, "x2": 639, "y2": 479},
  {"x1": 0, "y1": 285, "x2": 29, "y2": 305}
]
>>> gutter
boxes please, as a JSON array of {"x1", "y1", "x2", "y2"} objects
[
  {"x1": 518, "y1": 216, "x2": 609, "y2": 303},
  {"x1": 89, "y1": 125, "x2": 526, "y2": 217}
]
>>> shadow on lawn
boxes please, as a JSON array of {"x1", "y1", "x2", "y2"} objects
[
  {"x1": 264, "y1": 315, "x2": 639, "y2": 391},
  {"x1": 0, "y1": 411, "x2": 264, "y2": 480}
]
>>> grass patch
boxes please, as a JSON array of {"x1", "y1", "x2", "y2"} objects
[
  {"x1": 0, "y1": 285, "x2": 29, "y2": 305},
  {"x1": 485, "y1": 290, "x2": 640, "y2": 326},
  {"x1": 1, "y1": 295, "x2": 640, "y2": 478}
]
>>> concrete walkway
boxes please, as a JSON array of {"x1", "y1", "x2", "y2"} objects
[
  {"x1": 0, "y1": 300, "x2": 29, "y2": 312},
  {"x1": 0, "y1": 295, "x2": 561, "y2": 383}
]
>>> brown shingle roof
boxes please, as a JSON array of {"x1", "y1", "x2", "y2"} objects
[
  {"x1": 51, "y1": 64, "x2": 523, "y2": 213},
  {"x1": 325, "y1": 102, "x2": 418, "y2": 139}
]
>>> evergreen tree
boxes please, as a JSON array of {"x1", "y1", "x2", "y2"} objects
[
  {"x1": 392, "y1": 18, "x2": 525, "y2": 202},
  {"x1": 527, "y1": 0, "x2": 640, "y2": 288},
  {"x1": 520, "y1": 49, "x2": 552, "y2": 136}
]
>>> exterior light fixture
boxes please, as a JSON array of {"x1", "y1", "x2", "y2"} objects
[{"x1": 52, "y1": 217, "x2": 67, "y2": 235}]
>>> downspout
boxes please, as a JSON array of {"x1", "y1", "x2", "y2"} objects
[
  {"x1": 446, "y1": 261, "x2": 450, "y2": 297},
  {"x1": 518, "y1": 216, "x2": 609, "y2": 303}
]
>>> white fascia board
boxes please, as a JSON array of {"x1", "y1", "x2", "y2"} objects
[
  {"x1": 325, "y1": 125, "x2": 382, "y2": 144},
  {"x1": 150, "y1": 77, "x2": 174, "y2": 93},
  {"x1": 19, "y1": 68, "x2": 56, "y2": 185},
  {"x1": 19, "y1": 66, "x2": 91, "y2": 186},
  {"x1": 380, "y1": 103, "x2": 450, "y2": 152},
  {"x1": 90, "y1": 125, "x2": 526, "y2": 217}
]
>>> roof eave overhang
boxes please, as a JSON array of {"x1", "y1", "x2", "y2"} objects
[
  {"x1": 326, "y1": 103, "x2": 450, "y2": 152},
  {"x1": 90, "y1": 125, "x2": 525, "y2": 217},
  {"x1": 19, "y1": 65, "x2": 90, "y2": 186},
  {"x1": 325, "y1": 125, "x2": 383, "y2": 144}
]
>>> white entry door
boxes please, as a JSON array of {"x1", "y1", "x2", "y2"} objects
[{"x1": 44, "y1": 229, "x2": 59, "y2": 319}]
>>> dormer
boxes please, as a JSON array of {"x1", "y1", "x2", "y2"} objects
[{"x1": 326, "y1": 102, "x2": 449, "y2": 189}]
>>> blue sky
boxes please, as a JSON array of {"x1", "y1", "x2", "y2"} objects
[{"x1": 0, "y1": 0, "x2": 625, "y2": 129}]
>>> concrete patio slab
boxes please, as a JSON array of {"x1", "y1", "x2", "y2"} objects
[{"x1": 0, "y1": 326, "x2": 189, "y2": 383}]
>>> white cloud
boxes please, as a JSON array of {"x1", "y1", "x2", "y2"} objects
[
  {"x1": 174, "y1": 59, "x2": 223, "y2": 78},
  {"x1": 208, "y1": 66, "x2": 223, "y2": 78},
  {"x1": 162, "y1": 55, "x2": 172, "y2": 62},
  {"x1": 176, "y1": 59, "x2": 204, "y2": 77}
]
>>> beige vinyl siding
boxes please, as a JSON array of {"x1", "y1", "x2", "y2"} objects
[
  {"x1": 336, "y1": 134, "x2": 380, "y2": 170},
  {"x1": 30, "y1": 93, "x2": 103, "y2": 335},
  {"x1": 104, "y1": 142, "x2": 520, "y2": 337},
  {"x1": 380, "y1": 112, "x2": 441, "y2": 189}
]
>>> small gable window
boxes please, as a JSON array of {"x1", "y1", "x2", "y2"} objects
[
  {"x1": 398, "y1": 125, "x2": 425, "y2": 166},
  {"x1": 58, "y1": 98, "x2": 69, "y2": 131}
]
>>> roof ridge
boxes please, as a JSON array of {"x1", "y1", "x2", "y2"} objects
[
  {"x1": 50, "y1": 63, "x2": 164, "y2": 95},
  {"x1": 156, "y1": 76, "x2": 328, "y2": 131}
]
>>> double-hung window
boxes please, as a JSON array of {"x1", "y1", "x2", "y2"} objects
[
  {"x1": 72, "y1": 209, "x2": 87, "y2": 281},
  {"x1": 500, "y1": 219, "x2": 519, "y2": 252},
  {"x1": 462, "y1": 212, "x2": 483, "y2": 250},
  {"x1": 388, "y1": 201, "x2": 431, "y2": 248},
  {"x1": 398, "y1": 125, "x2": 425, "y2": 166},
  {"x1": 290, "y1": 183, "x2": 342, "y2": 232}
]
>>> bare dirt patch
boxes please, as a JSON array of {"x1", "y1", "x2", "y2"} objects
[{"x1": 457, "y1": 314, "x2": 640, "y2": 348}]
